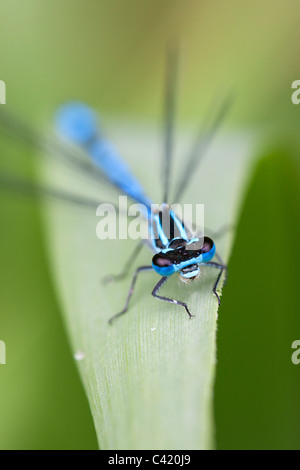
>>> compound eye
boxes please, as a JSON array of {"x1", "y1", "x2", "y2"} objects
[
  {"x1": 152, "y1": 253, "x2": 173, "y2": 268},
  {"x1": 201, "y1": 237, "x2": 214, "y2": 253}
]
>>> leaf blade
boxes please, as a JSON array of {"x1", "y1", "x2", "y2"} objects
[{"x1": 40, "y1": 122, "x2": 258, "y2": 449}]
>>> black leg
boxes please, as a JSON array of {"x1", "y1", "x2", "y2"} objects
[
  {"x1": 214, "y1": 251, "x2": 228, "y2": 287},
  {"x1": 103, "y1": 242, "x2": 144, "y2": 284},
  {"x1": 108, "y1": 265, "x2": 153, "y2": 324},
  {"x1": 151, "y1": 276, "x2": 194, "y2": 318},
  {"x1": 204, "y1": 261, "x2": 227, "y2": 304}
]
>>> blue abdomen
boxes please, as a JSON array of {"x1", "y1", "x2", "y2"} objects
[{"x1": 55, "y1": 102, "x2": 152, "y2": 209}]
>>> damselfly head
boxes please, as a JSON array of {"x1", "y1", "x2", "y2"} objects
[{"x1": 152, "y1": 236, "x2": 216, "y2": 277}]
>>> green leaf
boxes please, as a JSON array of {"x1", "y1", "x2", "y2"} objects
[
  {"x1": 215, "y1": 150, "x2": 300, "y2": 450},
  {"x1": 40, "y1": 122, "x2": 258, "y2": 449}
]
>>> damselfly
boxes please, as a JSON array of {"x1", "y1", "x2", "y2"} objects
[{"x1": 0, "y1": 51, "x2": 230, "y2": 324}]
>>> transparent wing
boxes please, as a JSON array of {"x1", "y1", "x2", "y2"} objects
[
  {"x1": 161, "y1": 43, "x2": 179, "y2": 204},
  {"x1": 0, "y1": 173, "x2": 117, "y2": 211},
  {"x1": 172, "y1": 94, "x2": 233, "y2": 204},
  {"x1": 0, "y1": 107, "x2": 115, "y2": 190}
]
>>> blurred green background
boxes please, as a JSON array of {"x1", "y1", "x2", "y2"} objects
[{"x1": 0, "y1": 0, "x2": 300, "y2": 449}]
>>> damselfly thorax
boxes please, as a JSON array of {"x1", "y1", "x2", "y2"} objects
[{"x1": 149, "y1": 204, "x2": 215, "y2": 281}]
